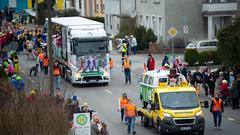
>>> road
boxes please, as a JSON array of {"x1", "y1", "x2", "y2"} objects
[{"x1": 18, "y1": 51, "x2": 240, "y2": 135}]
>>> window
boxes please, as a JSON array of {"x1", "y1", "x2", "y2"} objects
[
  {"x1": 160, "y1": 92, "x2": 199, "y2": 110},
  {"x1": 106, "y1": 14, "x2": 108, "y2": 28},
  {"x1": 102, "y1": 0, "x2": 105, "y2": 13},
  {"x1": 154, "y1": 93, "x2": 159, "y2": 109},
  {"x1": 140, "y1": 75, "x2": 144, "y2": 83},
  {"x1": 159, "y1": 77, "x2": 168, "y2": 83},
  {"x1": 95, "y1": 0, "x2": 99, "y2": 12},
  {"x1": 152, "y1": 16, "x2": 156, "y2": 34},
  {"x1": 146, "y1": 15, "x2": 149, "y2": 28},
  {"x1": 70, "y1": 0, "x2": 75, "y2": 7},
  {"x1": 210, "y1": 41, "x2": 217, "y2": 46},
  {"x1": 200, "y1": 42, "x2": 210, "y2": 47},
  {"x1": 158, "y1": 17, "x2": 162, "y2": 37},
  {"x1": 149, "y1": 77, "x2": 154, "y2": 85},
  {"x1": 144, "y1": 75, "x2": 149, "y2": 84},
  {"x1": 139, "y1": 15, "x2": 143, "y2": 25}
]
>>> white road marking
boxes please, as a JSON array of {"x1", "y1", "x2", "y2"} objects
[
  {"x1": 228, "y1": 117, "x2": 235, "y2": 121},
  {"x1": 105, "y1": 89, "x2": 113, "y2": 95}
]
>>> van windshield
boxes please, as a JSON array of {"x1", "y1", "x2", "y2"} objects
[{"x1": 160, "y1": 92, "x2": 199, "y2": 110}]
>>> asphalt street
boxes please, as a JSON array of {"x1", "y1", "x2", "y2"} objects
[{"x1": 17, "y1": 51, "x2": 240, "y2": 135}]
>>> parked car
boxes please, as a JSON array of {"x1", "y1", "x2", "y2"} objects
[{"x1": 185, "y1": 40, "x2": 218, "y2": 53}]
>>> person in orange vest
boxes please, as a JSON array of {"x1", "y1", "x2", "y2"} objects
[
  {"x1": 125, "y1": 99, "x2": 137, "y2": 135},
  {"x1": 38, "y1": 51, "x2": 45, "y2": 71},
  {"x1": 118, "y1": 93, "x2": 129, "y2": 123},
  {"x1": 43, "y1": 54, "x2": 49, "y2": 76},
  {"x1": 122, "y1": 56, "x2": 131, "y2": 84},
  {"x1": 53, "y1": 61, "x2": 61, "y2": 90},
  {"x1": 210, "y1": 93, "x2": 224, "y2": 129},
  {"x1": 109, "y1": 57, "x2": 114, "y2": 70}
]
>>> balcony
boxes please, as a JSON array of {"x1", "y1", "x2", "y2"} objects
[{"x1": 202, "y1": 0, "x2": 238, "y2": 16}]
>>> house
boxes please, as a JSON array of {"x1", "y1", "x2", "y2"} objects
[
  {"x1": 105, "y1": 0, "x2": 136, "y2": 35},
  {"x1": 105, "y1": 0, "x2": 239, "y2": 46}
]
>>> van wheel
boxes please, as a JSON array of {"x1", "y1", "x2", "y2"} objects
[{"x1": 143, "y1": 115, "x2": 149, "y2": 127}]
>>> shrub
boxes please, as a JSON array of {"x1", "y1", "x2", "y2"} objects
[
  {"x1": 198, "y1": 51, "x2": 209, "y2": 65},
  {"x1": 146, "y1": 28, "x2": 157, "y2": 43},
  {"x1": 184, "y1": 49, "x2": 198, "y2": 66},
  {"x1": 134, "y1": 26, "x2": 148, "y2": 50},
  {"x1": 211, "y1": 51, "x2": 221, "y2": 65},
  {"x1": 0, "y1": 79, "x2": 68, "y2": 135},
  {"x1": 133, "y1": 26, "x2": 157, "y2": 50}
]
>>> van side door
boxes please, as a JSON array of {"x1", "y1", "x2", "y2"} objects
[{"x1": 152, "y1": 92, "x2": 161, "y2": 126}]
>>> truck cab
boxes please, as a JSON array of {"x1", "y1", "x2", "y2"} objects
[{"x1": 138, "y1": 71, "x2": 207, "y2": 135}]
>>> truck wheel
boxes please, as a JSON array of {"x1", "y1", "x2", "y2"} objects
[
  {"x1": 158, "y1": 122, "x2": 165, "y2": 135},
  {"x1": 198, "y1": 130, "x2": 204, "y2": 135}
]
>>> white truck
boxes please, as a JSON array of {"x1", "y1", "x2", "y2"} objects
[{"x1": 45, "y1": 17, "x2": 110, "y2": 85}]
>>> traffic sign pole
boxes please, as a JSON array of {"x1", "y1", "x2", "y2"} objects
[
  {"x1": 168, "y1": 27, "x2": 178, "y2": 58},
  {"x1": 172, "y1": 38, "x2": 174, "y2": 57}
]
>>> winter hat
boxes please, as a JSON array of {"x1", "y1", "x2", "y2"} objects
[{"x1": 222, "y1": 79, "x2": 228, "y2": 84}]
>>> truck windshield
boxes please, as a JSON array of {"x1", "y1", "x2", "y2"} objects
[
  {"x1": 160, "y1": 92, "x2": 199, "y2": 110},
  {"x1": 73, "y1": 40, "x2": 107, "y2": 56}
]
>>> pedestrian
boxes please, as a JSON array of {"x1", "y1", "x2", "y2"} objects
[
  {"x1": 202, "y1": 68, "x2": 210, "y2": 96},
  {"x1": 220, "y1": 79, "x2": 229, "y2": 106},
  {"x1": 229, "y1": 80, "x2": 239, "y2": 110},
  {"x1": 29, "y1": 63, "x2": 39, "y2": 76},
  {"x1": 100, "y1": 122, "x2": 109, "y2": 135},
  {"x1": 162, "y1": 53, "x2": 169, "y2": 66},
  {"x1": 229, "y1": 72, "x2": 235, "y2": 87},
  {"x1": 109, "y1": 57, "x2": 114, "y2": 72},
  {"x1": 193, "y1": 68, "x2": 203, "y2": 95},
  {"x1": 53, "y1": 61, "x2": 61, "y2": 90},
  {"x1": 121, "y1": 42, "x2": 127, "y2": 58},
  {"x1": 16, "y1": 76, "x2": 25, "y2": 91},
  {"x1": 43, "y1": 54, "x2": 49, "y2": 76},
  {"x1": 210, "y1": 93, "x2": 224, "y2": 129},
  {"x1": 215, "y1": 71, "x2": 224, "y2": 94},
  {"x1": 208, "y1": 72, "x2": 216, "y2": 98},
  {"x1": 91, "y1": 115, "x2": 101, "y2": 135},
  {"x1": 122, "y1": 56, "x2": 131, "y2": 84},
  {"x1": 147, "y1": 54, "x2": 155, "y2": 71},
  {"x1": 125, "y1": 99, "x2": 137, "y2": 135},
  {"x1": 118, "y1": 93, "x2": 129, "y2": 123},
  {"x1": 187, "y1": 71, "x2": 194, "y2": 86},
  {"x1": 130, "y1": 35, "x2": 137, "y2": 55},
  {"x1": 180, "y1": 64, "x2": 187, "y2": 79},
  {"x1": 38, "y1": 51, "x2": 44, "y2": 71}
]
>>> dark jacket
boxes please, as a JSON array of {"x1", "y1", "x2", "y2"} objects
[
  {"x1": 230, "y1": 82, "x2": 239, "y2": 99},
  {"x1": 210, "y1": 97, "x2": 224, "y2": 112}
]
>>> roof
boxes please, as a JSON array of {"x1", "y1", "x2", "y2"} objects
[
  {"x1": 155, "y1": 86, "x2": 196, "y2": 93},
  {"x1": 50, "y1": 17, "x2": 103, "y2": 26},
  {"x1": 144, "y1": 69, "x2": 170, "y2": 78}
]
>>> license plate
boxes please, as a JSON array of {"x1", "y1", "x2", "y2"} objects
[{"x1": 180, "y1": 127, "x2": 191, "y2": 130}]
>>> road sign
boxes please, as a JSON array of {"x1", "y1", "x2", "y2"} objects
[
  {"x1": 74, "y1": 113, "x2": 91, "y2": 135},
  {"x1": 168, "y1": 27, "x2": 178, "y2": 37}
]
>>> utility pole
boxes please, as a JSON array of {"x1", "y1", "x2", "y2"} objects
[{"x1": 47, "y1": 0, "x2": 54, "y2": 97}]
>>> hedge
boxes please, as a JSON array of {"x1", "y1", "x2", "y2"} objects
[
  {"x1": 184, "y1": 49, "x2": 198, "y2": 66},
  {"x1": 185, "y1": 50, "x2": 221, "y2": 66}
]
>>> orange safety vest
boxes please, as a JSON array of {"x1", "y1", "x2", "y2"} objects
[
  {"x1": 120, "y1": 98, "x2": 129, "y2": 109},
  {"x1": 126, "y1": 103, "x2": 136, "y2": 117},
  {"x1": 39, "y1": 53, "x2": 44, "y2": 61},
  {"x1": 123, "y1": 58, "x2": 131, "y2": 69},
  {"x1": 53, "y1": 67, "x2": 60, "y2": 76},
  {"x1": 212, "y1": 98, "x2": 222, "y2": 112},
  {"x1": 109, "y1": 59, "x2": 114, "y2": 69},
  {"x1": 43, "y1": 58, "x2": 49, "y2": 67}
]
